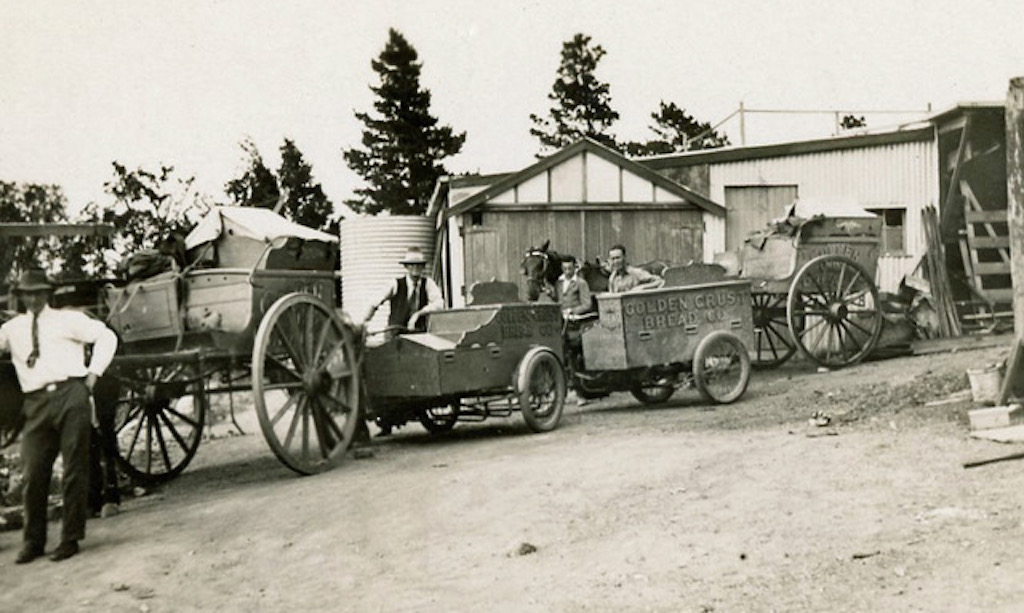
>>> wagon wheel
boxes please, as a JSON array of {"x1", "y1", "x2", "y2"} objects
[
  {"x1": 751, "y1": 292, "x2": 797, "y2": 368},
  {"x1": 516, "y1": 348, "x2": 566, "y2": 432},
  {"x1": 419, "y1": 403, "x2": 459, "y2": 434},
  {"x1": 786, "y1": 254, "x2": 883, "y2": 368},
  {"x1": 629, "y1": 380, "x2": 675, "y2": 405},
  {"x1": 109, "y1": 363, "x2": 207, "y2": 484},
  {"x1": 693, "y1": 331, "x2": 752, "y2": 404},
  {"x1": 252, "y1": 293, "x2": 362, "y2": 475}
]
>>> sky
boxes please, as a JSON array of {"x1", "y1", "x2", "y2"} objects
[{"x1": 2, "y1": 0, "x2": 1023, "y2": 218}]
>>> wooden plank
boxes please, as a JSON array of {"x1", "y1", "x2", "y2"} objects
[
  {"x1": 961, "y1": 180, "x2": 1011, "y2": 263},
  {"x1": 911, "y1": 332, "x2": 1014, "y2": 355},
  {"x1": 972, "y1": 262, "x2": 1013, "y2": 275},
  {"x1": 0, "y1": 223, "x2": 115, "y2": 237},
  {"x1": 978, "y1": 288, "x2": 1015, "y2": 302},
  {"x1": 965, "y1": 209, "x2": 1010, "y2": 223},
  {"x1": 968, "y1": 236, "x2": 1011, "y2": 249}
]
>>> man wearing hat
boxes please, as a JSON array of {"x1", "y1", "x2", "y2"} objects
[
  {"x1": 0, "y1": 268, "x2": 118, "y2": 563},
  {"x1": 361, "y1": 246, "x2": 444, "y2": 334},
  {"x1": 360, "y1": 247, "x2": 444, "y2": 436}
]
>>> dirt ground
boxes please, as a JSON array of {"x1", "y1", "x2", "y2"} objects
[{"x1": 1, "y1": 339, "x2": 1021, "y2": 612}]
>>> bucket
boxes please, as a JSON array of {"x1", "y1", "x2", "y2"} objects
[{"x1": 967, "y1": 364, "x2": 1003, "y2": 405}]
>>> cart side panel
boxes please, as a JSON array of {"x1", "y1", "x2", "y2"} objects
[
  {"x1": 365, "y1": 303, "x2": 563, "y2": 400},
  {"x1": 583, "y1": 281, "x2": 754, "y2": 371},
  {"x1": 184, "y1": 269, "x2": 335, "y2": 353}
]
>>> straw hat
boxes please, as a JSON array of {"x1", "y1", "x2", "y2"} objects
[{"x1": 399, "y1": 247, "x2": 428, "y2": 265}]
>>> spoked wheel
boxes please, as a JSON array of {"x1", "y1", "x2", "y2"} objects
[
  {"x1": 629, "y1": 380, "x2": 675, "y2": 405},
  {"x1": 693, "y1": 331, "x2": 752, "y2": 404},
  {"x1": 751, "y1": 292, "x2": 797, "y2": 368},
  {"x1": 252, "y1": 293, "x2": 362, "y2": 475},
  {"x1": 516, "y1": 348, "x2": 566, "y2": 432},
  {"x1": 419, "y1": 403, "x2": 459, "y2": 434},
  {"x1": 109, "y1": 363, "x2": 207, "y2": 484},
  {"x1": 786, "y1": 255, "x2": 883, "y2": 368}
]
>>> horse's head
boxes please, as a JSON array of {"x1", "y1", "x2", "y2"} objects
[
  {"x1": 519, "y1": 239, "x2": 560, "y2": 301},
  {"x1": 578, "y1": 258, "x2": 610, "y2": 293}
]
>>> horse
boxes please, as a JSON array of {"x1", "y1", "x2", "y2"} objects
[
  {"x1": 519, "y1": 240, "x2": 568, "y2": 301},
  {"x1": 520, "y1": 240, "x2": 671, "y2": 299}
]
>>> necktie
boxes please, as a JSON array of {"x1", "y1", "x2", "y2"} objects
[
  {"x1": 410, "y1": 280, "x2": 420, "y2": 309},
  {"x1": 27, "y1": 312, "x2": 39, "y2": 368}
]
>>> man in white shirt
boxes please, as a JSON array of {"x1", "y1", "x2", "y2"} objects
[
  {"x1": 362, "y1": 247, "x2": 444, "y2": 333},
  {"x1": 0, "y1": 268, "x2": 118, "y2": 563}
]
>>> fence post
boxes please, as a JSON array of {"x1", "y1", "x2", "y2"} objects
[{"x1": 1008, "y1": 77, "x2": 1024, "y2": 338}]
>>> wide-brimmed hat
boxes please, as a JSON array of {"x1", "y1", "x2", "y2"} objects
[
  {"x1": 13, "y1": 268, "x2": 53, "y2": 293},
  {"x1": 399, "y1": 247, "x2": 428, "y2": 265}
]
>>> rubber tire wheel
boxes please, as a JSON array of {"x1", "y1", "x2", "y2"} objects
[
  {"x1": 785, "y1": 254, "x2": 883, "y2": 368},
  {"x1": 517, "y1": 349, "x2": 566, "y2": 432},
  {"x1": 693, "y1": 331, "x2": 752, "y2": 405},
  {"x1": 252, "y1": 293, "x2": 362, "y2": 475},
  {"x1": 629, "y1": 382, "x2": 675, "y2": 405},
  {"x1": 418, "y1": 403, "x2": 459, "y2": 434}
]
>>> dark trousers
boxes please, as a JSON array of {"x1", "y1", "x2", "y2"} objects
[{"x1": 21, "y1": 378, "x2": 91, "y2": 549}]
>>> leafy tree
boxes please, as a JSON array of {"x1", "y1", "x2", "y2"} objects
[
  {"x1": 623, "y1": 101, "x2": 731, "y2": 156},
  {"x1": 344, "y1": 28, "x2": 466, "y2": 216},
  {"x1": 530, "y1": 33, "x2": 620, "y2": 153},
  {"x1": 77, "y1": 162, "x2": 210, "y2": 276},
  {"x1": 0, "y1": 181, "x2": 74, "y2": 280},
  {"x1": 225, "y1": 138, "x2": 280, "y2": 209},
  {"x1": 840, "y1": 114, "x2": 867, "y2": 130},
  {"x1": 278, "y1": 138, "x2": 337, "y2": 232}
]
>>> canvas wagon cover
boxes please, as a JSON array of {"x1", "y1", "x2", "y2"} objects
[{"x1": 185, "y1": 206, "x2": 337, "y2": 251}]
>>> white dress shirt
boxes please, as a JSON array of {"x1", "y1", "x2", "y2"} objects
[{"x1": 0, "y1": 305, "x2": 118, "y2": 393}]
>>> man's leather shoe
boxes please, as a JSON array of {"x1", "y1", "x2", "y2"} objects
[
  {"x1": 49, "y1": 541, "x2": 78, "y2": 562},
  {"x1": 15, "y1": 546, "x2": 44, "y2": 564}
]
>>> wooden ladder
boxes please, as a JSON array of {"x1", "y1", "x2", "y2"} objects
[{"x1": 958, "y1": 179, "x2": 1014, "y2": 327}]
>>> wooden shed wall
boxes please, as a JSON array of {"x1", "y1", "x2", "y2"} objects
[{"x1": 460, "y1": 208, "x2": 704, "y2": 301}]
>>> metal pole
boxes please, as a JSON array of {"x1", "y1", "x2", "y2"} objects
[
  {"x1": 739, "y1": 101, "x2": 746, "y2": 146},
  {"x1": 1007, "y1": 77, "x2": 1024, "y2": 338}
]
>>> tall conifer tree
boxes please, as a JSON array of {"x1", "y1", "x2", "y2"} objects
[
  {"x1": 530, "y1": 33, "x2": 620, "y2": 153},
  {"x1": 344, "y1": 29, "x2": 465, "y2": 215}
]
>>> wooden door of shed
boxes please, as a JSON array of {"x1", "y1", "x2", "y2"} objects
[{"x1": 724, "y1": 185, "x2": 798, "y2": 251}]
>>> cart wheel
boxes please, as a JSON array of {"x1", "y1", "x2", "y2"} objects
[
  {"x1": 629, "y1": 381, "x2": 675, "y2": 405},
  {"x1": 419, "y1": 403, "x2": 459, "y2": 434},
  {"x1": 694, "y1": 331, "x2": 752, "y2": 404},
  {"x1": 252, "y1": 293, "x2": 362, "y2": 475},
  {"x1": 751, "y1": 292, "x2": 797, "y2": 368},
  {"x1": 109, "y1": 364, "x2": 207, "y2": 484},
  {"x1": 786, "y1": 255, "x2": 883, "y2": 368},
  {"x1": 516, "y1": 348, "x2": 566, "y2": 432}
]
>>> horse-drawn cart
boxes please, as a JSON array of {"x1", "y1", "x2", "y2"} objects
[
  {"x1": 39, "y1": 207, "x2": 565, "y2": 482},
  {"x1": 568, "y1": 278, "x2": 754, "y2": 406},
  {"x1": 735, "y1": 206, "x2": 884, "y2": 369}
]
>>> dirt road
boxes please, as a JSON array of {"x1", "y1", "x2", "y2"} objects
[{"x1": 1, "y1": 341, "x2": 1021, "y2": 612}]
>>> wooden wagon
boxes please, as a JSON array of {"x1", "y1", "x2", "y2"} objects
[
  {"x1": 734, "y1": 207, "x2": 885, "y2": 369},
  {"x1": 568, "y1": 278, "x2": 754, "y2": 405}
]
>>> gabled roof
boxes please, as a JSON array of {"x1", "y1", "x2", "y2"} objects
[{"x1": 441, "y1": 138, "x2": 724, "y2": 222}]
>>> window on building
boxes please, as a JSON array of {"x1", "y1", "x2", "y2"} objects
[
  {"x1": 470, "y1": 210, "x2": 484, "y2": 227},
  {"x1": 866, "y1": 208, "x2": 905, "y2": 254}
]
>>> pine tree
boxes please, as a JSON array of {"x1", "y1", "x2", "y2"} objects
[
  {"x1": 278, "y1": 138, "x2": 336, "y2": 232},
  {"x1": 530, "y1": 33, "x2": 620, "y2": 153},
  {"x1": 225, "y1": 138, "x2": 280, "y2": 209},
  {"x1": 344, "y1": 29, "x2": 466, "y2": 216},
  {"x1": 623, "y1": 101, "x2": 730, "y2": 156}
]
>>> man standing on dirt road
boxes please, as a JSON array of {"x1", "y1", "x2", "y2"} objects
[{"x1": 0, "y1": 268, "x2": 117, "y2": 563}]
